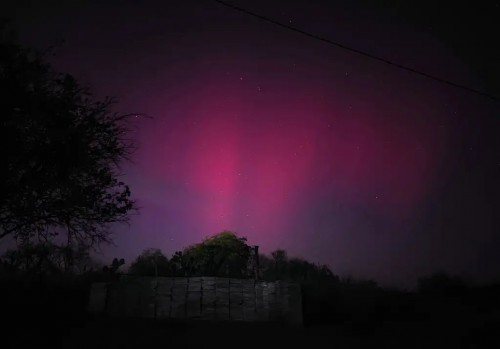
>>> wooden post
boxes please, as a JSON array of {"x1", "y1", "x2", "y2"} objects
[
  {"x1": 228, "y1": 278, "x2": 231, "y2": 320},
  {"x1": 254, "y1": 246, "x2": 260, "y2": 280}
]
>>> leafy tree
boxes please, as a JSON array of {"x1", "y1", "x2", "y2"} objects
[
  {"x1": 270, "y1": 249, "x2": 288, "y2": 279},
  {"x1": 260, "y1": 250, "x2": 338, "y2": 284},
  {"x1": 182, "y1": 231, "x2": 251, "y2": 278},
  {"x1": 102, "y1": 257, "x2": 125, "y2": 276},
  {"x1": 0, "y1": 240, "x2": 97, "y2": 274},
  {"x1": 129, "y1": 248, "x2": 170, "y2": 276},
  {"x1": 271, "y1": 249, "x2": 288, "y2": 264},
  {"x1": 0, "y1": 26, "x2": 137, "y2": 250},
  {"x1": 169, "y1": 250, "x2": 188, "y2": 276}
]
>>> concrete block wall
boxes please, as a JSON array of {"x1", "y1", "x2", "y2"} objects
[{"x1": 88, "y1": 276, "x2": 302, "y2": 325}]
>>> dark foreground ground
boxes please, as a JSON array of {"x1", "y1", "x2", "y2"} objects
[
  {"x1": 2, "y1": 277, "x2": 499, "y2": 348},
  {"x1": 3, "y1": 313, "x2": 499, "y2": 349}
]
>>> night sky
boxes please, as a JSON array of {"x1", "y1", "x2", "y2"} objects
[{"x1": 2, "y1": 0, "x2": 499, "y2": 287}]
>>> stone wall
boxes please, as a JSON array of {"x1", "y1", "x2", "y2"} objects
[{"x1": 88, "y1": 276, "x2": 302, "y2": 325}]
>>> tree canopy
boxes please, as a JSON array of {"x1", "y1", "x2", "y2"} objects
[
  {"x1": 126, "y1": 231, "x2": 339, "y2": 284},
  {"x1": 182, "y1": 231, "x2": 252, "y2": 278},
  {"x1": 0, "y1": 27, "x2": 136, "y2": 250},
  {"x1": 129, "y1": 248, "x2": 170, "y2": 276}
]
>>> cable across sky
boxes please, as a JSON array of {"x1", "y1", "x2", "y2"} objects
[{"x1": 212, "y1": 0, "x2": 499, "y2": 102}]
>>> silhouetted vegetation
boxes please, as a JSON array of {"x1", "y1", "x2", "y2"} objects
[
  {"x1": 0, "y1": 28, "x2": 139, "y2": 346},
  {"x1": 129, "y1": 248, "x2": 170, "y2": 276},
  {"x1": 128, "y1": 231, "x2": 253, "y2": 278},
  {"x1": 0, "y1": 26, "x2": 137, "y2": 260}
]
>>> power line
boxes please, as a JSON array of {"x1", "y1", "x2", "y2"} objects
[{"x1": 212, "y1": 0, "x2": 499, "y2": 102}]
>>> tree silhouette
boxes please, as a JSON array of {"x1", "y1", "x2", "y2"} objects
[
  {"x1": 259, "y1": 250, "x2": 338, "y2": 284},
  {"x1": 169, "y1": 250, "x2": 188, "y2": 276},
  {"x1": 0, "y1": 240, "x2": 98, "y2": 274},
  {"x1": 271, "y1": 249, "x2": 288, "y2": 279},
  {"x1": 129, "y1": 248, "x2": 170, "y2": 276},
  {"x1": 0, "y1": 27, "x2": 136, "y2": 251},
  {"x1": 182, "y1": 231, "x2": 251, "y2": 278}
]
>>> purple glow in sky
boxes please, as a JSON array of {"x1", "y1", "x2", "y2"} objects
[{"x1": 3, "y1": 0, "x2": 499, "y2": 287}]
